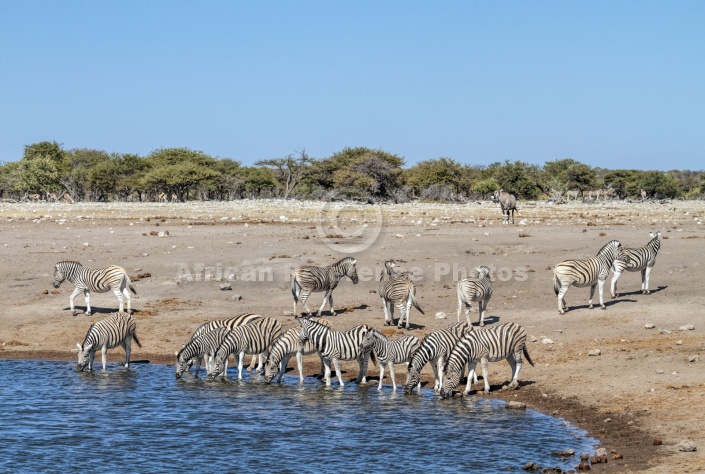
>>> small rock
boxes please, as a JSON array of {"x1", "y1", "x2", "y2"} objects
[
  {"x1": 149, "y1": 231, "x2": 158, "y2": 236},
  {"x1": 552, "y1": 449, "x2": 575, "y2": 456},
  {"x1": 42, "y1": 289, "x2": 48, "y2": 295},
  {"x1": 219, "y1": 283, "x2": 232, "y2": 291},
  {"x1": 435, "y1": 311, "x2": 447, "y2": 319},
  {"x1": 157, "y1": 231, "x2": 167, "y2": 237},
  {"x1": 644, "y1": 324, "x2": 656, "y2": 329},
  {"x1": 282, "y1": 311, "x2": 294, "y2": 316},
  {"x1": 576, "y1": 461, "x2": 591, "y2": 471},
  {"x1": 677, "y1": 440, "x2": 697, "y2": 452},
  {"x1": 522, "y1": 461, "x2": 541, "y2": 471},
  {"x1": 676, "y1": 340, "x2": 683, "y2": 345},
  {"x1": 656, "y1": 369, "x2": 664, "y2": 374},
  {"x1": 688, "y1": 355, "x2": 699, "y2": 363},
  {"x1": 541, "y1": 338, "x2": 554, "y2": 345},
  {"x1": 530, "y1": 335, "x2": 538, "y2": 342},
  {"x1": 395, "y1": 234, "x2": 404, "y2": 238},
  {"x1": 588, "y1": 349, "x2": 601, "y2": 356},
  {"x1": 595, "y1": 448, "x2": 608, "y2": 457},
  {"x1": 653, "y1": 438, "x2": 662, "y2": 446},
  {"x1": 231, "y1": 294, "x2": 242, "y2": 301},
  {"x1": 580, "y1": 453, "x2": 590, "y2": 461},
  {"x1": 659, "y1": 329, "x2": 671, "y2": 335},
  {"x1": 506, "y1": 401, "x2": 526, "y2": 409},
  {"x1": 604, "y1": 417, "x2": 611, "y2": 423},
  {"x1": 611, "y1": 453, "x2": 623, "y2": 460},
  {"x1": 679, "y1": 324, "x2": 695, "y2": 331}
]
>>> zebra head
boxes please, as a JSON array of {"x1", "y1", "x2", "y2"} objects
[
  {"x1": 343, "y1": 257, "x2": 359, "y2": 284},
  {"x1": 76, "y1": 343, "x2": 90, "y2": 371},
  {"x1": 263, "y1": 359, "x2": 278, "y2": 384},
  {"x1": 404, "y1": 367, "x2": 421, "y2": 394},
  {"x1": 297, "y1": 318, "x2": 312, "y2": 345},
  {"x1": 53, "y1": 263, "x2": 66, "y2": 288},
  {"x1": 209, "y1": 355, "x2": 227, "y2": 379},
  {"x1": 475, "y1": 266, "x2": 491, "y2": 279},
  {"x1": 439, "y1": 368, "x2": 461, "y2": 399},
  {"x1": 175, "y1": 349, "x2": 190, "y2": 379},
  {"x1": 360, "y1": 328, "x2": 378, "y2": 353}
]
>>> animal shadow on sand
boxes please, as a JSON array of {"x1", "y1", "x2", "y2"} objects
[
  {"x1": 568, "y1": 298, "x2": 637, "y2": 312},
  {"x1": 63, "y1": 305, "x2": 123, "y2": 316},
  {"x1": 614, "y1": 285, "x2": 668, "y2": 298}
]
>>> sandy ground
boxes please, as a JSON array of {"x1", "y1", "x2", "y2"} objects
[{"x1": 1, "y1": 199, "x2": 704, "y2": 473}]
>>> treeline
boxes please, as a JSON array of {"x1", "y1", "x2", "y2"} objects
[{"x1": 0, "y1": 141, "x2": 703, "y2": 202}]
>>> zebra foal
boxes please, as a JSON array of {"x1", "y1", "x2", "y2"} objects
[
  {"x1": 553, "y1": 240, "x2": 629, "y2": 314},
  {"x1": 440, "y1": 322, "x2": 533, "y2": 398},
  {"x1": 457, "y1": 266, "x2": 492, "y2": 326},
  {"x1": 297, "y1": 318, "x2": 373, "y2": 387},
  {"x1": 76, "y1": 311, "x2": 141, "y2": 371},
  {"x1": 53, "y1": 261, "x2": 136, "y2": 316},
  {"x1": 378, "y1": 260, "x2": 424, "y2": 329},
  {"x1": 611, "y1": 231, "x2": 662, "y2": 298},
  {"x1": 209, "y1": 317, "x2": 283, "y2": 379},
  {"x1": 175, "y1": 327, "x2": 231, "y2": 379},
  {"x1": 404, "y1": 322, "x2": 471, "y2": 394},
  {"x1": 291, "y1": 257, "x2": 359, "y2": 317},
  {"x1": 263, "y1": 318, "x2": 331, "y2": 384},
  {"x1": 360, "y1": 328, "x2": 420, "y2": 391}
]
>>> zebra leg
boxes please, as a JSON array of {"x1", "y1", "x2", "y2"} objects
[
  {"x1": 478, "y1": 300, "x2": 486, "y2": 327},
  {"x1": 435, "y1": 357, "x2": 445, "y2": 392},
  {"x1": 113, "y1": 288, "x2": 125, "y2": 313},
  {"x1": 294, "y1": 352, "x2": 303, "y2": 383},
  {"x1": 317, "y1": 291, "x2": 331, "y2": 316},
  {"x1": 481, "y1": 358, "x2": 491, "y2": 394},
  {"x1": 557, "y1": 286, "x2": 569, "y2": 314},
  {"x1": 278, "y1": 355, "x2": 292, "y2": 383},
  {"x1": 101, "y1": 345, "x2": 108, "y2": 371},
  {"x1": 464, "y1": 361, "x2": 477, "y2": 395},
  {"x1": 124, "y1": 337, "x2": 132, "y2": 368},
  {"x1": 397, "y1": 302, "x2": 407, "y2": 329},
  {"x1": 610, "y1": 269, "x2": 622, "y2": 298},
  {"x1": 643, "y1": 266, "x2": 654, "y2": 294},
  {"x1": 328, "y1": 292, "x2": 335, "y2": 316},
  {"x1": 299, "y1": 291, "x2": 313, "y2": 316},
  {"x1": 456, "y1": 294, "x2": 462, "y2": 323},
  {"x1": 332, "y1": 357, "x2": 344, "y2": 387},
  {"x1": 84, "y1": 290, "x2": 92, "y2": 315},
  {"x1": 322, "y1": 358, "x2": 332, "y2": 386},
  {"x1": 389, "y1": 362, "x2": 397, "y2": 391},
  {"x1": 378, "y1": 362, "x2": 386, "y2": 390},
  {"x1": 88, "y1": 349, "x2": 96, "y2": 371},
  {"x1": 510, "y1": 352, "x2": 522, "y2": 389},
  {"x1": 588, "y1": 284, "x2": 596, "y2": 309},
  {"x1": 597, "y1": 279, "x2": 606, "y2": 309},
  {"x1": 237, "y1": 352, "x2": 245, "y2": 380},
  {"x1": 381, "y1": 297, "x2": 391, "y2": 326},
  {"x1": 122, "y1": 286, "x2": 132, "y2": 313},
  {"x1": 404, "y1": 299, "x2": 412, "y2": 329},
  {"x1": 430, "y1": 358, "x2": 439, "y2": 391},
  {"x1": 69, "y1": 287, "x2": 83, "y2": 315}
]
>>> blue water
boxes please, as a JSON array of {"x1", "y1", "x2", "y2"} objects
[{"x1": 0, "y1": 360, "x2": 596, "y2": 473}]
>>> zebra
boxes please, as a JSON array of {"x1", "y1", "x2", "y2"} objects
[
  {"x1": 76, "y1": 311, "x2": 141, "y2": 371},
  {"x1": 439, "y1": 322, "x2": 533, "y2": 398},
  {"x1": 175, "y1": 327, "x2": 231, "y2": 379},
  {"x1": 360, "y1": 328, "x2": 421, "y2": 391},
  {"x1": 297, "y1": 318, "x2": 373, "y2": 387},
  {"x1": 456, "y1": 266, "x2": 493, "y2": 326},
  {"x1": 53, "y1": 261, "x2": 136, "y2": 316},
  {"x1": 291, "y1": 257, "x2": 359, "y2": 317},
  {"x1": 378, "y1": 260, "x2": 424, "y2": 329},
  {"x1": 492, "y1": 188, "x2": 517, "y2": 224},
  {"x1": 404, "y1": 322, "x2": 472, "y2": 394},
  {"x1": 184, "y1": 313, "x2": 263, "y2": 377},
  {"x1": 263, "y1": 318, "x2": 332, "y2": 384},
  {"x1": 610, "y1": 231, "x2": 662, "y2": 298},
  {"x1": 209, "y1": 317, "x2": 283, "y2": 379},
  {"x1": 553, "y1": 240, "x2": 629, "y2": 314}
]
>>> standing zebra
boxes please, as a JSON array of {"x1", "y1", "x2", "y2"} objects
[
  {"x1": 553, "y1": 240, "x2": 629, "y2": 314},
  {"x1": 76, "y1": 311, "x2": 141, "y2": 371},
  {"x1": 175, "y1": 327, "x2": 231, "y2": 379},
  {"x1": 184, "y1": 313, "x2": 263, "y2": 377},
  {"x1": 297, "y1": 318, "x2": 373, "y2": 387},
  {"x1": 53, "y1": 261, "x2": 136, "y2": 316},
  {"x1": 378, "y1": 260, "x2": 424, "y2": 329},
  {"x1": 456, "y1": 266, "x2": 493, "y2": 326},
  {"x1": 291, "y1": 257, "x2": 359, "y2": 317},
  {"x1": 611, "y1": 231, "x2": 662, "y2": 298},
  {"x1": 492, "y1": 188, "x2": 517, "y2": 224},
  {"x1": 209, "y1": 317, "x2": 283, "y2": 379},
  {"x1": 263, "y1": 318, "x2": 332, "y2": 384},
  {"x1": 360, "y1": 328, "x2": 420, "y2": 391},
  {"x1": 404, "y1": 322, "x2": 471, "y2": 394},
  {"x1": 440, "y1": 322, "x2": 533, "y2": 398}
]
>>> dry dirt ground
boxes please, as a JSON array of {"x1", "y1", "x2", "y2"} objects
[{"x1": 1, "y1": 199, "x2": 703, "y2": 473}]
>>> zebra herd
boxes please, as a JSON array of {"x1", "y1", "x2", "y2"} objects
[{"x1": 64, "y1": 229, "x2": 662, "y2": 398}]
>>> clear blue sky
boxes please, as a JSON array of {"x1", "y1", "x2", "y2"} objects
[{"x1": 1, "y1": 1, "x2": 703, "y2": 170}]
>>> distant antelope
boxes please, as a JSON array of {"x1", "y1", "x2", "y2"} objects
[
  {"x1": 47, "y1": 192, "x2": 58, "y2": 202},
  {"x1": 492, "y1": 188, "x2": 517, "y2": 224},
  {"x1": 60, "y1": 193, "x2": 75, "y2": 204},
  {"x1": 640, "y1": 189, "x2": 648, "y2": 201},
  {"x1": 566, "y1": 190, "x2": 579, "y2": 201}
]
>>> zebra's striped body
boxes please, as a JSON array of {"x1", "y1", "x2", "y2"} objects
[
  {"x1": 553, "y1": 240, "x2": 629, "y2": 314},
  {"x1": 53, "y1": 261, "x2": 136, "y2": 316},
  {"x1": 610, "y1": 232, "x2": 662, "y2": 298},
  {"x1": 404, "y1": 322, "x2": 471, "y2": 394},
  {"x1": 456, "y1": 266, "x2": 493, "y2": 326},
  {"x1": 175, "y1": 327, "x2": 231, "y2": 379},
  {"x1": 361, "y1": 328, "x2": 420, "y2": 391},
  {"x1": 263, "y1": 318, "x2": 332, "y2": 384},
  {"x1": 210, "y1": 317, "x2": 283, "y2": 379},
  {"x1": 77, "y1": 311, "x2": 141, "y2": 371},
  {"x1": 378, "y1": 260, "x2": 424, "y2": 329},
  {"x1": 291, "y1": 257, "x2": 359, "y2": 317},
  {"x1": 440, "y1": 322, "x2": 533, "y2": 398},
  {"x1": 186, "y1": 313, "x2": 263, "y2": 375},
  {"x1": 297, "y1": 318, "x2": 372, "y2": 387}
]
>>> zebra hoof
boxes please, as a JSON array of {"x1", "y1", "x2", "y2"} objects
[
  {"x1": 71, "y1": 310, "x2": 78, "y2": 316},
  {"x1": 85, "y1": 311, "x2": 92, "y2": 316},
  {"x1": 600, "y1": 305, "x2": 606, "y2": 310},
  {"x1": 588, "y1": 305, "x2": 594, "y2": 310}
]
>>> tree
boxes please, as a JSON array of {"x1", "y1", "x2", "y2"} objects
[
  {"x1": 61, "y1": 149, "x2": 112, "y2": 200},
  {"x1": 639, "y1": 171, "x2": 680, "y2": 199},
  {"x1": 114, "y1": 153, "x2": 150, "y2": 201},
  {"x1": 140, "y1": 162, "x2": 219, "y2": 202},
  {"x1": 256, "y1": 150, "x2": 314, "y2": 199},
  {"x1": 23, "y1": 141, "x2": 66, "y2": 170},
  {"x1": 0, "y1": 162, "x2": 23, "y2": 198},
  {"x1": 470, "y1": 178, "x2": 499, "y2": 199},
  {"x1": 18, "y1": 156, "x2": 61, "y2": 196},
  {"x1": 563, "y1": 163, "x2": 597, "y2": 193},
  {"x1": 404, "y1": 158, "x2": 468, "y2": 198},
  {"x1": 488, "y1": 161, "x2": 543, "y2": 199},
  {"x1": 243, "y1": 167, "x2": 278, "y2": 197}
]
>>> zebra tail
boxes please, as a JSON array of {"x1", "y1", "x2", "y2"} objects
[
  {"x1": 523, "y1": 345, "x2": 534, "y2": 366},
  {"x1": 291, "y1": 277, "x2": 300, "y2": 303},
  {"x1": 129, "y1": 282, "x2": 137, "y2": 294},
  {"x1": 132, "y1": 332, "x2": 142, "y2": 348},
  {"x1": 553, "y1": 270, "x2": 560, "y2": 296},
  {"x1": 410, "y1": 291, "x2": 425, "y2": 315}
]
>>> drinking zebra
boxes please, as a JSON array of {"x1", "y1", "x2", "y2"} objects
[
  {"x1": 378, "y1": 260, "x2": 424, "y2": 329},
  {"x1": 209, "y1": 317, "x2": 283, "y2": 379},
  {"x1": 175, "y1": 327, "x2": 231, "y2": 379},
  {"x1": 291, "y1": 257, "x2": 359, "y2": 317},
  {"x1": 440, "y1": 322, "x2": 533, "y2": 398},
  {"x1": 404, "y1": 322, "x2": 471, "y2": 394},
  {"x1": 263, "y1": 318, "x2": 332, "y2": 384},
  {"x1": 360, "y1": 328, "x2": 420, "y2": 391},
  {"x1": 553, "y1": 240, "x2": 629, "y2": 314},
  {"x1": 297, "y1": 318, "x2": 373, "y2": 387},
  {"x1": 610, "y1": 231, "x2": 662, "y2": 298},
  {"x1": 184, "y1": 313, "x2": 264, "y2": 377},
  {"x1": 456, "y1": 266, "x2": 493, "y2": 326},
  {"x1": 53, "y1": 261, "x2": 136, "y2": 316},
  {"x1": 76, "y1": 311, "x2": 141, "y2": 371}
]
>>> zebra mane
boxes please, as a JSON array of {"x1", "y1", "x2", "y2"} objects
[
  {"x1": 334, "y1": 257, "x2": 357, "y2": 266},
  {"x1": 596, "y1": 240, "x2": 621, "y2": 255},
  {"x1": 56, "y1": 260, "x2": 83, "y2": 267}
]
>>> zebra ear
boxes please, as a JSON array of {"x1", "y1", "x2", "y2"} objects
[{"x1": 351, "y1": 259, "x2": 357, "y2": 265}]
